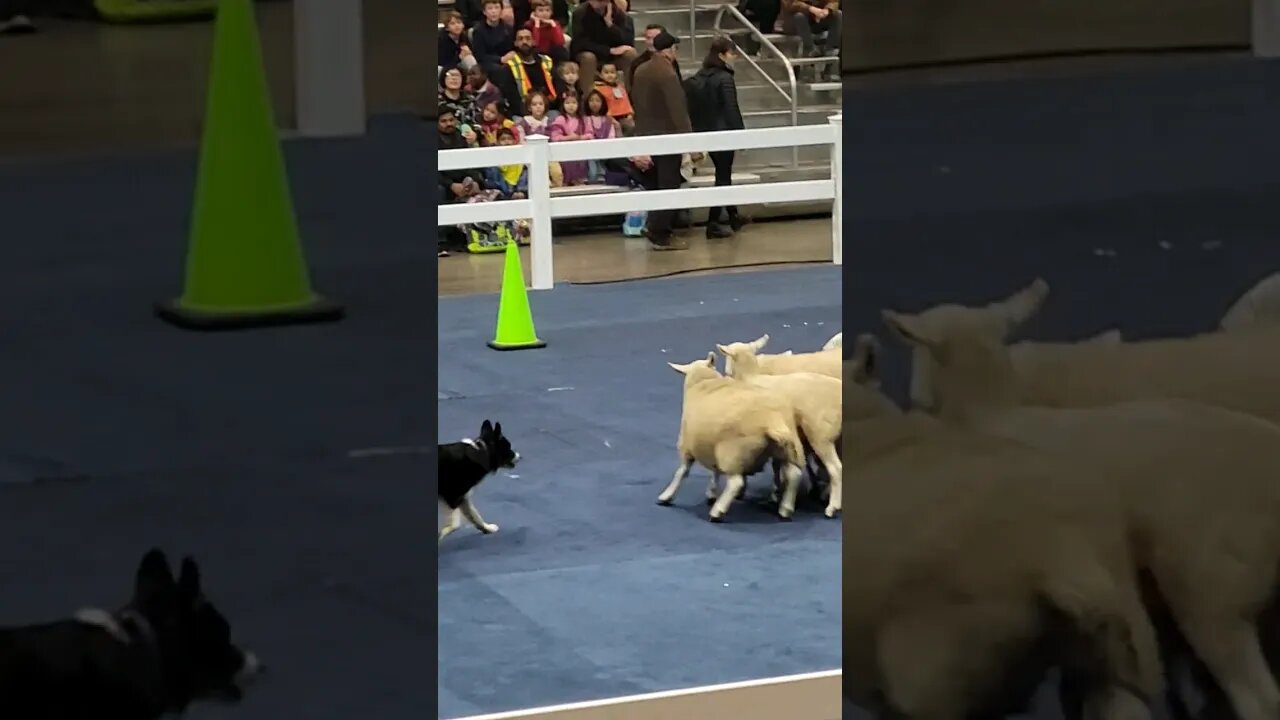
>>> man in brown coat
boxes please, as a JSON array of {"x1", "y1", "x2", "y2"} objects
[{"x1": 629, "y1": 32, "x2": 692, "y2": 250}]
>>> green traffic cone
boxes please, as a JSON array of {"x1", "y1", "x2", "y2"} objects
[
  {"x1": 155, "y1": 0, "x2": 342, "y2": 330},
  {"x1": 487, "y1": 242, "x2": 546, "y2": 351}
]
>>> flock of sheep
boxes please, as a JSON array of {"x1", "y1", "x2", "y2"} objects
[
  {"x1": 847, "y1": 272, "x2": 1280, "y2": 720},
  {"x1": 658, "y1": 330, "x2": 845, "y2": 522}
]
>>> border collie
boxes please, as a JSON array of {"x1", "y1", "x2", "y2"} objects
[
  {"x1": 0, "y1": 548, "x2": 261, "y2": 720},
  {"x1": 438, "y1": 419, "x2": 521, "y2": 542}
]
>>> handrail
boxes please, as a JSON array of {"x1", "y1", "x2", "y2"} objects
[{"x1": 711, "y1": 3, "x2": 800, "y2": 167}]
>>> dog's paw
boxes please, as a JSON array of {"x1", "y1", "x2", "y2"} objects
[{"x1": 481, "y1": 523, "x2": 499, "y2": 534}]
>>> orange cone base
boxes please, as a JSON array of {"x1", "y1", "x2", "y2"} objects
[
  {"x1": 486, "y1": 338, "x2": 547, "y2": 351},
  {"x1": 154, "y1": 295, "x2": 345, "y2": 331}
]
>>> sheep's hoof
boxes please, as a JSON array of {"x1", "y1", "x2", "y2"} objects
[
  {"x1": 777, "y1": 514, "x2": 794, "y2": 522},
  {"x1": 656, "y1": 497, "x2": 673, "y2": 506},
  {"x1": 824, "y1": 508, "x2": 840, "y2": 519},
  {"x1": 709, "y1": 514, "x2": 725, "y2": 523}
]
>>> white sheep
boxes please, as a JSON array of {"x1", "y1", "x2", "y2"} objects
[
  {"x1": 657, "y1": 353, "x2": 807, "y2": 521},
  {"x1": 822, "y1": 331, "x2": 842, "y2": 350},
  {"x1": 905, "y1": 278, "x2": 1280, "y2": 424},
  {"x1": 883, "y1": 304, "x2": 1280, "y2": 720},
  {"x1": 845, "y1": 409, "x2": 1161, "y2": 720},
  {"x1": 716, "y1": 342, "x2": 843, "y2": 518},
  {"x1": 1221, "y1": 271, "x2": 1280, "y2": 330},
  {"x1": 716, "y1": 334, "x2": 841, "y2": 379}
]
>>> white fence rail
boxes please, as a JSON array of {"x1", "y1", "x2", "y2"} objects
[{"x1": 438, "y1": 115, "x2": 843, "y2": 290}]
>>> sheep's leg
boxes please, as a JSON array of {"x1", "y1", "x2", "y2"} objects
[
  {"x1": 1176, "y1": 612, "x2": 1280, "y2": 720},
  {"x1": 777, "y1": 463, "x2": 802, "y2": 520},
  {"x1": 709, "y1": 474, "x2": 745, "y2": 522},
  {"x1": 657, "y1": 457, "x2": 693, "y2": 506},
  {"x1": 813, "y1": 443, "x2": 842, "y2": 518},
  {"x1": 769, "y1": 460, "x2": 782, "y2": 504},
  {"x1": 704, "y1": 472, "x2": 721, "y2": 504}
]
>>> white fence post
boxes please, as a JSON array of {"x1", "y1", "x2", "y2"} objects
[
  {"x1": 829, "y1": 114, "x2": 843, "y2": 266},
  {"x1": 1256, "y1": 0, "x2": 1280, "y2": 57},
  {"x1": 525, "y1": 134, "x2": 555, "y2": 290}
]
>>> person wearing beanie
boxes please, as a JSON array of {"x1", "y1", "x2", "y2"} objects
[{"x1": 629, "y1": 30, "x2": 693, "y2": 251}]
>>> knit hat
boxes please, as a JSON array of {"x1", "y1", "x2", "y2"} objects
[{"x1": 653, "y1": 31, "x2": 679, "y2": 52}]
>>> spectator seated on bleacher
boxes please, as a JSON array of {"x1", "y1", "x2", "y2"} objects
[
  {"x1": 515, "y1": 90, "x2": 556, "y2": 136},
  {"x1": 470, "y1": 0, "x2": 516, "y2": 79},
  {"x1": 554, "y1": 62, "x2": 580, "y2": 112},
  {"x1": 439, "y1": 11, "x2": 477, "y2": 72},
  {"x1": 523, "y1": 0, "x2": 568, "y2": 63},
  {"x1": 593, "y1": 61, "x2": 634, "y2": 135},
  {"x1": 477, "y1": 101, "x2": 523, "y2": 146},
  {"x1": 786, "y1": 0, "x2": 840, "y2": 80},
  {"x1": 581, "y1": 89, "x2": 620, "y2": 182},
  {"x1": 440, "y1": 66, "x2": 482, "y2": 130},
  {"x1": 548, "y1": 90, "x2": 592, "y2": 186},
  {"x1": 568, "y1": 0, "x2": 636, "y2": 96},
  {"x1": 482, "y1": 128, "x2": 530, "y2": 200},
  {"x1": 502, "y1": 27, "x2": 563, "y2": 118},
  {"x1": 466, "y1": 65, "x2": 511, "y2": 119}
]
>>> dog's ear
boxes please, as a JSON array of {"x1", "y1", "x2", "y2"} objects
[
  {"x1": 492, "y1": 421, "x2": 503, "y2": 437},
  {"x1": 134, "y1": 548, "x2": 177, "y2": 607},
  {"x1": 178, "y1": 556, "x2": 203, "y2": 604},
  {"x1": 480, "y1": 419, "x2": 494, "y2": 438}
]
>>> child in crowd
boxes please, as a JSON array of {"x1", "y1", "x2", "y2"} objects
[
  {"x1": 524, "y1": 0, "x2": 568, "y2": 63},
  {"x1": 593, "y1": 61, "x2": 634, "y2": 135},
  {"x1": 470, "y1": 0, "x2": 516, "y2": 76},
  {"x1": 516, "y1": 90, "x2": 555, "y2": 137},
  {"x1": 555, "y1": 62, "x2": 580, "y2": 112},
  {"x1": 466, "y1": 65, "x2": 510, "y2": 119},
  {"x1": 438, "y1": 11, "x2": 477, "y2": 71},
  {"x1": 482, "y1": 128, "x2": 529, "y2": 199},
  {"x1": 548, "y1": 90, "x2": 590, "y2": 186},
  {"x1": 478, "y1": 101, "x2": 522, "y2": 146},
  {"x1": 581, "y1": 89, "x2": 619, "y2": 182}
]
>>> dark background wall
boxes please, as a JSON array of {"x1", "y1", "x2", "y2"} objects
[{"x1": 840, "y1": 0, "x2": 1250, "y2": 73}]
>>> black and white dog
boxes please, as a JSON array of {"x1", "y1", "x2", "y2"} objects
[
  {"x1": 0, "y1": 547, "x2": 261, "y2": 720},
  {"x1": 438, "y1": 419, "x2": 520, "y2": 542}
]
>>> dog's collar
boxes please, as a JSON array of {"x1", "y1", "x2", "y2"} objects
[
  {"x1": 461, "y1": 437, "x2": 486, "y2": 453},
  {"x1": 73, "y1": 606, "x2": 157, "y2": 648}
]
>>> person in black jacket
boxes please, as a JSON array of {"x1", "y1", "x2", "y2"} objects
[
  {"x1": 689, "y1": 37, "x2": 749, "y2": 239},
  {"x1": 437, "y1": 108, "x2": 486, "y2": 256},
  {"x1": 568, "y1": 0, "x2": 637, "y2": 95}
]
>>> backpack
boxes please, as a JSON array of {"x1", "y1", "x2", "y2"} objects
[{"x1": 683, "y1": 73, "x2": 711, "y2": 132}]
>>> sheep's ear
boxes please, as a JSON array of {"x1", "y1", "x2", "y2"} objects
[
  {"x1": 851, "y1": 334, "x2": 881, "y2": 384},
  {"x1": 714, "y1": 344, "x2": 732, "y2": 356},
  {"x1": 667, "y1": 362, "x2": 689, "y2": 375},
  {"x1": 749, "y1": 334, "x2": 769, "y2": 351},
  {"x1": 882, "y1": 310, "x2": 938, "y2": 351},
  {"x1": 995, "y1": 277, "x2": 1049, "y2": 330},
  {"x1": 704, "y1": 352, "x2": 716, "y2": 366}
]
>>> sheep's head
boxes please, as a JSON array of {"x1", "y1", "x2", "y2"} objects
[
  {"x1": 714, "y1": 342, "x2": 763, "y2": 378},
  {"x1": 882, "y1": 305, "x2": 1018, "y2": 416},
  {"x1": 888, "y1": 279, "x2": 1047, "y2": 411},
  {"x1": 667, "y1": 352, "x2": 721, "y2": 385},
  {"x1": 715, "y1": 334, "x2": 769, "y2": 375}
]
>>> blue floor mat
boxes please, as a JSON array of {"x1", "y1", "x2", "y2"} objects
[{"x1": 437, "y1": 266, "x2": 842, "y2": 717}]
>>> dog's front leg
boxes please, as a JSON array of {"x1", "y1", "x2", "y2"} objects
[{"x1": 459, "y1": 496, "x2": 499, "y2": 534}]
